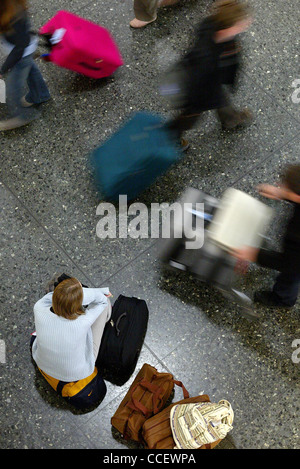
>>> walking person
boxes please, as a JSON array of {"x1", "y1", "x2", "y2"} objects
[
  {"x1": 234, "y1": 164, "x2": 300, "y2": 308},
  {"x1": 166, "y1": 0, "x2": 253, "y2": 148},
  {"x1": 0, "y1": 0, "x2": 51, "y2": 131}
]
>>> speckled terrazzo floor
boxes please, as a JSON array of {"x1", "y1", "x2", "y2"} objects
[{"x1": 0, "y1": 0, "x2": 300, "y2": 450}]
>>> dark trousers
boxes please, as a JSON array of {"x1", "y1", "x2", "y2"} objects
[
  {"x1": 167, "y1": 105, "x2": 239, "y2": 138},
  {"x1": 273, "y1": 272, "x2": 300, "y2": 307},
  {"x1": 167, "y1": 110, "x2": 203, "y2": 137},
  {"x1": 167, "y1": 84, "x2": 232, "y2": 137}
]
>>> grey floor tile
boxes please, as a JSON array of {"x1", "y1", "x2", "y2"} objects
[
  {"x1": 28, "y1": 0, "x2": 102, "y2": 29},
  {"x1": 0, "y1": 346, "x2": 92, "y2": 449},
  {"x1": 232, "y1": 133, "x2": 300, "y2": 188},
  {"x1": 0, "y1": 182, "x2": 93, "y2": 338},
  {"x1": 0, "y1": 100, "x2": 156, "y2": 284},
  {"x1": 242, "y1": 1, "x2": 300, "y2": 122}
]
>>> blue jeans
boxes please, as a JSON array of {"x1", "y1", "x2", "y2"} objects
[{"x1": 5, "y1": 54, "x2": 50, "y2": 120}]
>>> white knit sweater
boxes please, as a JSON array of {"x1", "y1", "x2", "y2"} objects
[{"x1": 32, "y1": 287, "x2": 109, "y2": 382}]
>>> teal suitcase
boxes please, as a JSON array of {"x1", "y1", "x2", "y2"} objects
[{"x1": 90, "y1": 112, "x2": 181, "y2": 201}]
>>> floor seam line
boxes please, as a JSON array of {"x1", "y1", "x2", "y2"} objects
[{"x1": 230, "y1": 130, "x2": 300, "y2": 186}]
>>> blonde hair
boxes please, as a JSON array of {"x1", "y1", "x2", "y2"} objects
[
  {"x1": 211, "y1": 0, "x2": 251, "y2": 30},
  {"x1": 0, "y1": 0, "x2": 27, "y2": 32},
  {"x1": 52, "y1": 278, "x2": 85, "y2": 320}
]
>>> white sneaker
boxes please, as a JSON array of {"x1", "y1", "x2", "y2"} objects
[{"x1": 0, "y1": 117, "x2": 31, "y2": 131}]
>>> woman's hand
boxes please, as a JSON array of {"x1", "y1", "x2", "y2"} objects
[
  {"x1": 232, "y1": 246, "x2": 259, "y2": 263},
  {"x1": 257, "y1": 184, "x2": 283, "y2": 200},
  {"x1": 105, "y1": 292, "x2": 113, "y2": 298}
]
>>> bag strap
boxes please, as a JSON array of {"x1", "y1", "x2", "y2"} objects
[
  {"x1": 127, "y1": 377, "x2": 189, "y2": 416},
  {"x1": 173, "y1": 379, "x2": 189, "y2": 399},
  {"x1": 129, "y1": 378, "x2": 161, "y2": 397},
  {"x1": 127, "y1": 379, "x2": 164, "y2": 417}
]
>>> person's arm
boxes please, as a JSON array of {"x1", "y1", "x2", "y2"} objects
[
  {"x1": 256, "y1": 184, "x2": 285, "y2": 201},
  {"x1": 82, "y1": 288, "x2": 109, "y2": 324},
  {"x1": 34, "y1": 292, "x2": 53, "y2": 309},
  {"x1": 233, "y1": 243, "x2": 298, "y2": 273},
  {"x1": 0, "y1": 15, "x2": 31, "y2": 75},
  {"x1": 98, "y1": 287, "x2": 111, "y2": 296},
  {"x1": 232, "y1": 184, "x2": 299, "y2": 271},
  {"x1": 232, "y1": 245, "x2": 285, "y2": 270}
]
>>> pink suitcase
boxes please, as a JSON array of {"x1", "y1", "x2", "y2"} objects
[{"x1": 39, "y1": 10, "x2": 123, "y2": 79}]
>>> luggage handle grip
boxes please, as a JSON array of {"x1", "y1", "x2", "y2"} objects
[
  {"x1": 127, "y1": 378, "x2": 189, "y2": 416},
  {"x1": 128, "y1": 379, "x2": 165, "y2": 416},
  {"x1": 115, "y1": 312, "x2": 127, "y2": 336},
  {"x1": 127, "y1": 399, "x2": 153, "y2": 418}
]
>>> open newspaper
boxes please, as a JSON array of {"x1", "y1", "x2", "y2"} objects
[{"x1": 207, "y1": 188, "x2": 273, "y2": 250}]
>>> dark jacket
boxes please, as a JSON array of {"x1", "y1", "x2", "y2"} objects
[
  {"x1": 0, "y1": 10, "x2": 31, "y2": 75},
  {"x1": 182, "y1": 17, "x2": 240, "y2": 112},
  {"x1": 257, "y1": 203, "x2": 300, "y2": 274}
]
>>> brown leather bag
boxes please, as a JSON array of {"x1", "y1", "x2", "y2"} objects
[
  {"x1": 141, "y1": 394, "x2": 221, "y2": 449},
  {"x1": 111, "y1": 363, "x2": 189, "y2": 442}
]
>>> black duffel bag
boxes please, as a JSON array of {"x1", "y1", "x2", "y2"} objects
[{"x1": 96, "y1": 295, "x2": 149, "y2": 386}]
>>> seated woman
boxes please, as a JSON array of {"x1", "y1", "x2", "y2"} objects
[{"x1": 31, "y1": 277, "x2": 112, "y2": 383}]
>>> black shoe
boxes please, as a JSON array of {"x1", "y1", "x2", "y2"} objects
[{"x1": 253, "y1": 290, "x2": 292, "y2": 308}]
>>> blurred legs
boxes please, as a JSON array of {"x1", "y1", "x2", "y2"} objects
[
  {"x1": 25, "y1": 60, "x2": 51, "y2": 105},
  {"x1": 133, "y1": 0, "x2": 159, "y2": 22},
  {"x1": 0, "y1": 55, "x2": 50, "y2": 130}
]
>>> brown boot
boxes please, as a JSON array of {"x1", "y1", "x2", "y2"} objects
[
  {"x1": 217, "y1": 106, "x2": 253, "y2": 130},
  {"x1": 180, "y1": 138, "x2": 190, "y2": 151}
]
